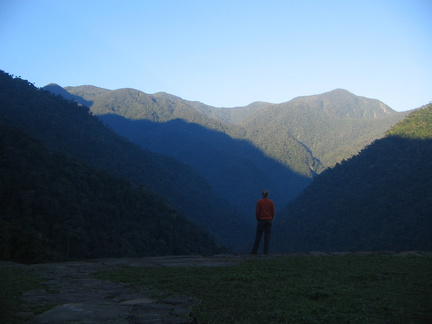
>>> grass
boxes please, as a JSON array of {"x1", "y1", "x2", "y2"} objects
[
  {"x1": 0, "y1": 266, "x2": 45, "y2": 324},
  {"x1": 95, "y1": 254, "x2": 432, "y2": 323}
]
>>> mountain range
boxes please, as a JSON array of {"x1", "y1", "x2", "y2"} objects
[
  {"x1": 1, "y1": 69, "x2": 428, "y2": 262},
  {"x1": 45, "y1": 84, "x2": 409, "y2": 214}
]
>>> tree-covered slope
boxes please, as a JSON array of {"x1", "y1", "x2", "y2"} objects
[
  {"x1": 0, "y1": 71, "x2": 251, "y2": 250},
  {"x1": 238, "y1": 89, "x2": 409, "y2": 174},
  {"x1": 68, "y1": 87, "x2": 246, "y2": 138},
  {"x1": 179, "y1": 89, "x2": 408, "y2": 175},
  {"x1": 273, "y1": 103, "x2": 432, "y2": 252},
  {"x1": 65, "y1": 86, "x2": 407, "y2": 178},
  {"x1": 0, "y1": 123, "x2": 223, "y2": 263},
  {"x1": 386, "y1": 103, "x2": 432, "y2": 139},
  {"x1": 98, "y1": 114, "x2": 310, "y2": 212},
  {"x1": 61, "y1": 85, "x2": 311, "y2": 212}
]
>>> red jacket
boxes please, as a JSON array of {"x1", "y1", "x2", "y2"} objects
[{"x1": 256, "y1": 197, "x2": 275, "y2": 220}]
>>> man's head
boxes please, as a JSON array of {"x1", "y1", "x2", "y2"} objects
[{"x1": 262, "y1": 190, "x2": 269, "y2": 198}]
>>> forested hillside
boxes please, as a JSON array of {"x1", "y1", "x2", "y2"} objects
[
  {"x1": 237, "y1": 89, "x2": 409, "y2": 173},
  {"x1": 57, "y1": 85, "x2": 407, "y2": 213},
  {"x1": 273, "y1": 103, "x2": 432, "y2": 252},
  {"x1": 0, "y1": 71, "x2": 252, "y2": 252},
  {"x1": 0, "y1": 123, "x2": 222, "y2": 263},
  {"x1": 64, "y1": 86, "x2": 407, "y2": 175},
  {"x1": 50, "y1": 85, "x2": 312, "y2": 212}
]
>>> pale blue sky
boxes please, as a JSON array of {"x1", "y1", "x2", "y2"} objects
[{"x1": 1, "y1": 0, "x2": 431, "y2": 111}]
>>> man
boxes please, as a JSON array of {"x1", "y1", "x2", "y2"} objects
[{"x1": 251, "y1": 190, "x2": 275, "y2": 254}]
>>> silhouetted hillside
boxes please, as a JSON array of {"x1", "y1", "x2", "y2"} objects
[
  {"x1": 0, "y1": 71, "x2": 252, "y2": 251},
  {"x1": 273, "y1": 103, "x2": 432, "y2": 252},
  {"x1": 0, "y1": 123, "x2": 223, "y2": 263}
]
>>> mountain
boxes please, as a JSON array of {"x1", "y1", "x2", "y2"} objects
[
  {"x1": 58, "y1": 86, "x2": 311, "y2": 212},
  {"x1": 0, "y1": 71, "x2": 252, "y2": 251},
  {"x1": 237, "y1": 89, "x2": 409, "y2": 173},
  {"x1": 0, "y1": 122, "x2": 223, "y2": 263},
  {"x1": 272, "y1": 103, "x2": 432, "y2": 252},
  {"x1": 59, "y1": 86, "x2": 407, "y2": 214}
]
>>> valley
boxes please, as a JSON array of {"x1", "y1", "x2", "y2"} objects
[
  {"x1": 1, "y1": 70, "x2": 430, "y2": 263},
  {"x1": 49, "y1": 84, "x2": 409, "y2": 213}
]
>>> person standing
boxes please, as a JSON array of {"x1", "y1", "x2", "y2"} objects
[{"x1": 251, "y1": 190, "x2": 275, "y2": 254}]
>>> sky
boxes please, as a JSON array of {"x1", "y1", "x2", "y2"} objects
[{"x1": 1, "y1": 0, "x2": 431, "y2": 112}]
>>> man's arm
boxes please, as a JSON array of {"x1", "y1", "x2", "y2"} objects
[
  {"x1": 271, "y1": 202, "x2": 275, "y2": 218},
  {"x1": 256, "y1": 201, "x2": 261, "y2": 219}
]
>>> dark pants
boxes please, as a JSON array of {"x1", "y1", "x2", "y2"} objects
[{"x1": 252, "y1": 219, "x2": 272, "y2": 254}]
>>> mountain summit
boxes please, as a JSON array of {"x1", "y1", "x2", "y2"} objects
[{"x1": 290, "y1": 89, "x2": 395, "y2": 118}]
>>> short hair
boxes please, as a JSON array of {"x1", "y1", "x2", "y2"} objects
[{"x1": 262, "y1": 190, "x2": 269, "y2": 197}]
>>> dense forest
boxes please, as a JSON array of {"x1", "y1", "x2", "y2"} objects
[
  {"x1": 63, "y1": 85, "x2": 409, "y2": 174},
  {"x1": 0, "y1": 71, "x2": 251, "y2": 261},
  {"x1": 237, "y1": 90, "x2": 409, "y2": 173},
  {"x1": 0, "y1": 123, "x2": 223, "y2": 263},
  {"x1": 46, "y1": 84, "x2": 311, "y2": 213},
  {"x1": 273, "y1": 104, "x2": 432, "y2": 252},
  {"x1": 54, "y1": 85, "x2": 407, "y2": 213}
]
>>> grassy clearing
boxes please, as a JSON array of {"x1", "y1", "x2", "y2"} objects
[
  {"x1": 95, "y1": 254, "x2": 432, "y2": 323},
  {"x1": 0, "y1": 266, "x2": 45, "y2": 324}
]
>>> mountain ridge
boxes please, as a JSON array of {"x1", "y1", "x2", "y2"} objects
[
  {"x1": 67, "y1": 87, "x2": 408, "y2": 170},
  {"x1": 289, "y1": 88, "x2": 395, "y2": 118},
  {"x1": 56, "y1": 84, "x2": 409, "y2": 212},
  {"x1": 237, "y1": 89, "x2": 408, "y2": 169}
]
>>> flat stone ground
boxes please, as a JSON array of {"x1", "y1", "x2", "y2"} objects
[
  {"x1": 2, "y1": 252, "x2": 428, "y2": 323},
  {"x1": 3, "y1": 253, "x2": 279, "y2": 324}
]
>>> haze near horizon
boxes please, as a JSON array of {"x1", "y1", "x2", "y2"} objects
[{"x1": 1, "y1": 0, "x2": 431, "y2": 112}]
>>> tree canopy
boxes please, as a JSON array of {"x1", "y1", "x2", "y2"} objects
[{"x1": 273, "y1": 104, "x2": 432, "y2": 252}]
